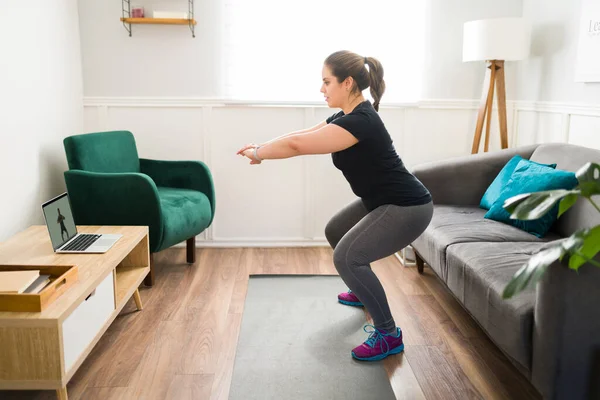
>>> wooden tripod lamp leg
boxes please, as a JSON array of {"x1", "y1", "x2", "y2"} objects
[
  {"x1": 472, "y1": 60, "x2": 495, "y2": 154},
  {"x1": 495, "y1": 60, "x2": 509, "y2": 149},
  {"x1": 483, "y1": 60, "x2": 497, "y2": 152}
]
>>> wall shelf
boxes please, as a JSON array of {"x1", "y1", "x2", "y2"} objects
[
  {"x1": 121, "y1": 0, "x2": 196, "y2": 37},
  {"x1": 120, "y1": 18, "x2": 197, "y2": 25}
]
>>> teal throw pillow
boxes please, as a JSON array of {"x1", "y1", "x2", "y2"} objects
[
  {"x1": 480, "y1": 156, "x2": 557, "y2": 210},
  {"x1": 484, "y1": 159, "x2": 578, "y2": 238}
]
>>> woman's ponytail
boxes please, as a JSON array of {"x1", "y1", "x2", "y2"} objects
[{"x1": 365, "y1": 57, "x2": 385, "y2": 112}]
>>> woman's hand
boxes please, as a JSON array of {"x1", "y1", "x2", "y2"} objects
[
  {"x1": 237, "y1": 143, "x2": 260, "y2": 155},
  {"x1": 241, "y1": 148, "x2": 262, "y2": 165}
]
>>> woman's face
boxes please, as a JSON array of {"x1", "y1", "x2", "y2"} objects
[{"x1": 321, "y1": 65, "x2": 348, "y2": 108}]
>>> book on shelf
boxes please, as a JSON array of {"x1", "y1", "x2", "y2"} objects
[{"x1": 0, "y1": 270, "x2": 40, "y2": 294}]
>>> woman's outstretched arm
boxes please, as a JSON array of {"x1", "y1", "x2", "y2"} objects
[
  {"x1": 243, "y1": 124, "x2": 358, "y2": 162},
  {"x1": 260, "y1": 120, "x2": 327, "y2": 146}
]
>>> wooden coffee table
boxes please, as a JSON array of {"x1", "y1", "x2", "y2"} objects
[{"x1": 0, "y1": 225, "x2": 150, "y2": 400}]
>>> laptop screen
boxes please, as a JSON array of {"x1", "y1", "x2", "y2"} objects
[{"x1": 42, "y1": 193, "x2": 77, "y2": 250}]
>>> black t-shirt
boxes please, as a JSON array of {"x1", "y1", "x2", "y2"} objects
[{"x1": 326, "y1": 100, "x2": 432, "y2": 211}]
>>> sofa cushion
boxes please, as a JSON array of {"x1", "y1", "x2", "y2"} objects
[
  {"x1": 411, "y1": 205, "x2": 558, "y2": 282},
  {"x1": 479, "y1": 155, "x2": 556, "y2": 210},
  {"x1": 446, "y1": 241, "x2": 544, "y2": 373},
  {"x1": 157, "y1": 186, "x2": 212, "y2": 250},
  {"x1": 484, "y1": 160, "x2": 578, "y2": 238}
]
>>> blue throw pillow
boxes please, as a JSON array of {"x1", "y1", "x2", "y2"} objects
[
  {"x1": 480, "y1": 156, "x2": 557, "y2": 210},
  {"x1": 484, "y1": 159, "x2": 578, "y2": 238}
]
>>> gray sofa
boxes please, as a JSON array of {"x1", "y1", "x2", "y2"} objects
[{"x1": 410, "y1": 143, "x2": 600, "y2": 400}]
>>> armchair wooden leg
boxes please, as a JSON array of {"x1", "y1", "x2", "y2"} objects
[
  {"x1": 415, "y1": 252, "x2": 425, "y2": 275},
  {"x1": 187, "y1": 236, "x2": 196, "y2": 264},
  {"x1": 144, "y1": 253, "x2": 155, "y2": 286}
]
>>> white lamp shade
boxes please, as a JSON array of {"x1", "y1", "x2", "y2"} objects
[{"x1": 463, "y1": 17, "x2": 532, "y2": 62}]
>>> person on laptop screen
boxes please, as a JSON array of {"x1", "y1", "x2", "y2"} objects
[
  {"x1": 57, "y1": 208, "x2": 69, "y2": 241},
  {"x1": 42, "y1": 192, "x2": 121, "y2": 254}
]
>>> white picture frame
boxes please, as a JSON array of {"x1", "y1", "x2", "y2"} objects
[{"x1": 575, "y1": 0, "x2": 600, "y2": 82}]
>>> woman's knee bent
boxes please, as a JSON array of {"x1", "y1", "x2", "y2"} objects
[{"x1": 333, "y1": 245, "x2": 365, "y2": 277}]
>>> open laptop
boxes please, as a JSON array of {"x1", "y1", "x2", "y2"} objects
[{"x1": 42, "y1": 192, "x2": 122, "y2": 253}]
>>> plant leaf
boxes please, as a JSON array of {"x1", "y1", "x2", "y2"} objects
[
  {"x1": 575, "y1": 162, "x2": 600, "y2": 182},
  {"x1": 561, "y1": 234, "x2": 587, "y2": 251},
  {"x1": 579, "y1": 182, "x2": 600, "y2": 199},
  {"x1": 503, "y1": 190, "x2": 579, "y2": 220},
  {"x1": 575, "y1": 162, "x2": 600, "y2": 198},
  {"x1": 503, "y1": 193, "x2": 532, "y2": 214},
  {"x1": 558, "y1": 193, "x2": 579, "y2": 218},
  {"x1": 502, "y1": 235, "x2": 585, "y2": 299},
  {"x1": 568, "y1": 226, "x2": 600, "y2": 270},
  {"x1": 502, "y1": 244, "x2": 566, "y2": 299}
]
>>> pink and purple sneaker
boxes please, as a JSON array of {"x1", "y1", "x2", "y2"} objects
[
  {"x1": 337, "y1": 290, "x2": 364, "y2": 307},
  {"x1": 351, "y1": 324, "x2": 404, "y2": 361}
]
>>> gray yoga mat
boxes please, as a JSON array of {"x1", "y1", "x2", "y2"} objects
[{"x1": 229, "y1": 275, "x2": 397, "y2": 400}]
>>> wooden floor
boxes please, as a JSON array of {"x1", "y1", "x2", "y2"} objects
[{"x1": 5, "y1": 248, "x2": 541, "y2": 400}]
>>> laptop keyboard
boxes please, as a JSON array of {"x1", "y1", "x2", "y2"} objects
[{"x1": 62, "y1": 234, "x2": 101, "y2": 251}]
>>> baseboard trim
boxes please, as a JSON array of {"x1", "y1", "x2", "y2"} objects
[{"x1": 173, "y1": 240, "x2": 330, "y2": 248}]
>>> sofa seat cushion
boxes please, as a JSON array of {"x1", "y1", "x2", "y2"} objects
[
  {"x1": 157, "y1": 186, "x2": 212, "y2": 251},
  {"x1": 446, "y1": 241, "x2": 546, "y2": 373},
  {"x1": 411, "y1": 205, "x2": 556, "y2": 282}
]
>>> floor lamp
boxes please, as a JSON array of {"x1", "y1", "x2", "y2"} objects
[{"x1": 463, "y1": 18, "x2": 531, "y2": 154}]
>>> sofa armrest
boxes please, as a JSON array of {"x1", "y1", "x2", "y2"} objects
[
  {"x1": 531, "y1": 257, "x2": 600, "y2": 400},
  {"x1": 140, "y1": 159, "x2": 215, "y2": 226},
  {"x1": 64, "y1": 170, "x2": 164, "y2": 251},
  {"x1": 411, "y1": 145, "x2": 539, "y2": 206}
]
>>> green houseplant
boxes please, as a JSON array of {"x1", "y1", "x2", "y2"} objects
[{"x1": 502, "y1": 162, "x2": 600, "y2": 299}]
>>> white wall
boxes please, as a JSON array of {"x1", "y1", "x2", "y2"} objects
[
  {"x1": 0, "y1": 1, "x2": 84, "y2": 242},
  {"x1": 518, "y1": 0, "x2": 600, "y2": 103},
  {"x1": 514, "y1": 0, "x2": 600, "y2": 149},
  {"x1": 423, "y1": 0, "x2": 523, "y2": 99},
  {"x1": 79, "y1": 0, "x2": 524, "y2": 100},
  {"x1": 78, "y1": 0, "x2": 223, "y2": 97}
]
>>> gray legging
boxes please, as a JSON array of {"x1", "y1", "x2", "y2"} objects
[{"x1": 325, "y1": 198, "x2": 433, "y2": 333}]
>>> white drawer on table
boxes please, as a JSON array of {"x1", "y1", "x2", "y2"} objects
[{"x1": 62, "y1": 271, "x2": 115, "y2": 373}]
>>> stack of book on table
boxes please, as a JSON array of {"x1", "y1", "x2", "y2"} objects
[{"x1": 0, "y1": 270, "x2": 51, "y2": 295}]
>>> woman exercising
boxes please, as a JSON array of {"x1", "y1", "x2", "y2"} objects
[{"x1": 237, "y1": 50, "x2": 433, "y2": 361}]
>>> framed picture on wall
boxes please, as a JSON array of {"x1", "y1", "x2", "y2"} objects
[{"x1": 575, "y1": 0, "x2": 600, "y2": 82}]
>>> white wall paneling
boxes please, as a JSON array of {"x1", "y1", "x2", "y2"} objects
[
  {"x1": 513, "y1": 101, "x2": 600, "y2": 146},
  {"x1": 569, "y1": 115, "x2": 600, "y2": 149},
  {"x1": 82, "y1": 98, "x2": 600, "y2": 246},
  {"x1": 512, "y1": 111, "x2": 565, "y2": 147},
  {"x1": 210, "y1": 106, "x2": 307, "y2": 242}
]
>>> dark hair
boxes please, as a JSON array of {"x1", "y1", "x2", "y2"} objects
[{"x1": 324, "y1": 50, "x2": 385, "y2": 111}]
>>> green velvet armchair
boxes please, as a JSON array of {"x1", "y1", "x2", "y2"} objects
[{"x1": 63, "y1": 130, "x2": 215, "y2": 286}]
